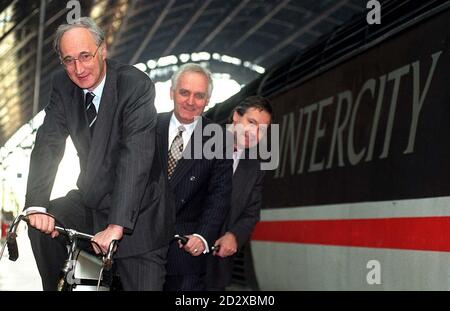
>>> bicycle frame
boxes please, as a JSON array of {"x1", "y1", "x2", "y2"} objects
[{"x1": 54, "y1": 226, "x2": 101, "y2": 291}]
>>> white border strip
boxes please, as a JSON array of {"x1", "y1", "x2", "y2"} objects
[{"x1": 261, "y1": 196, "x2": 450, "y2": 221}]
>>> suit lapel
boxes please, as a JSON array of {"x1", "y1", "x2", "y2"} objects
[
  {"x1": 229, "y1": 159, "x2": 258, "y2": 224},
  {"x1": 157, "y1": 112, "x2": 171, "y2": 176},
  {"x1": 168, "y1": 117, "x2": 207, "y2": 188},
  {"x1": 85, "y1": 62, "x2": 118, "y2": 190},
  {"x1": 168, "y1": 157, "x2": 196, "y2": 188},
  {"x1": 72, "y1": 87, "x2": 91, "y2": 152},
  {"x1": 231, "y1": 159, "x2": 252, "y2": 207}
]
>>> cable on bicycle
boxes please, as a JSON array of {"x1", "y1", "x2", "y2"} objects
[
  {"x1": 96, "y1": 266, "x2": 104, "y2": 291},
  {"x1": 2, "y1": 212, "x2": 89, "y2": 262}
]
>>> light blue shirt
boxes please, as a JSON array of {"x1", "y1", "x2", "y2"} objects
[{"x1": 83, "y1": 74, "x2": 106, "y2": 113}]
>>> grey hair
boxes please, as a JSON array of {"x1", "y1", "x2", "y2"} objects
[
  {"x1": 171, "y1": 63, "x2": 213, "y2": 98},
  {"x1": 53, "y1": 17, "x2": 105, "y2": 56}
]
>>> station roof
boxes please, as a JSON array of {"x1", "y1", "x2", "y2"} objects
[{"x1": 0, "y1": 0, "x2": 365, "y2": 146}]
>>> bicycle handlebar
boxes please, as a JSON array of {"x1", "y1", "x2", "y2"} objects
[
  {"x1": 53, "y1": 225, "x2": 94, "y2": 241},
  {"x1": 5, "y1": 232, "x2": 19, "y2": 261},
  {"x1": 0, "y1": 212, "x2": 119, "y2": 291},
  {"x1": 3, "y1": 214, "x2": 26, "y2": 261},
  {"x1": 173, "y1": 234, "x2": 220, "y2": 252},
  {"x1": 3, "y1": 213, "x2": 117, "y2": 268}
]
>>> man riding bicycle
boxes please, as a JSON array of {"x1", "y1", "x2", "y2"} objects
[{"x1": 25, "y1": 17, "x2": 174, "y2": 291}]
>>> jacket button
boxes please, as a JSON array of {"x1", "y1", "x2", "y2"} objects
[
  {"x1": 181, "y1": 199, "x2": 185, "y2": 204},
  {"x1": 190, "y1": 176, "x2": 196, "y2": 181}
]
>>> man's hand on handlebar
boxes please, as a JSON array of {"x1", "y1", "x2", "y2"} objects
[
  {"x1": 92, "y1": 224, "x2": 123, "y2": 255},
  {"x1": 27, "y1": 213, "x2": 59, "y2": 238},
  {"x1": 179, "y1": 234, "x2": 205, "y2": 257},
  {"x1": 213, "y1": 232, "x2": 237, "y2": 258}
]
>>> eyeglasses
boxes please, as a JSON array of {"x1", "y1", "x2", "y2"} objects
[{"x1": 61, "y1": 44, "x2": 101, "y2": 68}]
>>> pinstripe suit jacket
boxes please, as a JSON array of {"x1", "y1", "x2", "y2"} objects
[
  {"x1": 25, "y1": 60, "x2": 174, "y2": 258},
  {"x1": 156, "y1": 112, "x2": 233, "y2": 276}
]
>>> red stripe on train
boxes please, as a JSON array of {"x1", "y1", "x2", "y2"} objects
[{"x1": 251, "y1": 217, "x2": 450, "y2": 252}]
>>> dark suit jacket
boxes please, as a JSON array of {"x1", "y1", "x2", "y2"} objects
[
  {"x1": 206, "y1": 157, "x2": 264, "y2": 289},
  {"x1": 25, "y1": 59, "x2": 174, "y2": 258},
  {"x1": 156, "y1": 112, "x2": 233, "y2": 276}
]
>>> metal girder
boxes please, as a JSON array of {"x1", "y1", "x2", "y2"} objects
[
  {"x1": 32, "y1": 0, "x2": 46, "y2": 116},
  {"x1": 115, "y1": 2, "x2": 159, "y2": 37},
  {"x1": 162, "y1": 0, "x2": 212, "y2": 56},
  {"x1": 196, "y1": 0, "x2": 251, "y2": 51},
  {"x1": 254, "y1": 0, "x2": 349, "y2": 64},
  {"x1": 228, "y1": 0, "x2": 291, "y2": 53},
  {"x1": 109, "y1": 0, "x2": 138, "y2": 57},
  {"x1": 44, "y1": 7, "x2": 67, "y2": 28},
  {"x1": 129, "y1": 0, "x2": 176, "y2": 64}
]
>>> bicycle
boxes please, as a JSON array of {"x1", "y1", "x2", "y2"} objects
[{"x1": 0, "y1": 213, "x2": 120, "y2": 291}]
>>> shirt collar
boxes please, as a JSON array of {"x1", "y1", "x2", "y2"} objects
[
  {"x1": 169, "y1": 113, "x2": 200, "y2": 134},
  {"x1": 234, "y1": 146, "x2": 245, "y2": 158},
  {"x1": 83, "y1": 74, "x2": 106, "y2": 99}
]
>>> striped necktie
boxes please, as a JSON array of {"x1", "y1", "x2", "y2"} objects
[{"x1": 85, "y1": 92, "x2": 97, "y2": 134}]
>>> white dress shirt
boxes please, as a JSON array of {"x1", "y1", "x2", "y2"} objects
[
  {"x1": 232, "y1": 147, "x2": 244, "y2": 174},
  {"x1": 168, "y1": 113, "x2": 199, "y2": 153}
]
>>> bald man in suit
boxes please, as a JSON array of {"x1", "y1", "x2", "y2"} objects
[{"x1": 25, "y1": 17, "x2": 173, "y2": 291}]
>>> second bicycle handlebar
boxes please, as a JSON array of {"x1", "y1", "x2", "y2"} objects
[{"x1": 173, "y1": 234, "x2": 220, "y2": 252}]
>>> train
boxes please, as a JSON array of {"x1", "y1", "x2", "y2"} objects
[{"x1": 206, "y1": 0, "x2": 449, "y2": 290}]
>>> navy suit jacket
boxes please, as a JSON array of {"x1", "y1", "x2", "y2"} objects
[
  {"x1": 156, "y1": 112, "x2": 233, "y2": 275},
  {"x1": 206, "y1": 156, "x2": 264, "y2": 289}
]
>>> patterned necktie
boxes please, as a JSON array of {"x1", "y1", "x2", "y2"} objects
[
  {"x1": 85, "y1": 92, "x2": 97, "y2": 134},
  {"x1": 168, "y1": 126, "x2": 185, "y2": 178}
]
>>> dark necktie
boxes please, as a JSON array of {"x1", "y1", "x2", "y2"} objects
[
  {"x1": 168, "y1": 126, "x2": 185, "y2": 179},
  {"x1": 85, "y1": 92, "x2": 97, "y2": 134}
]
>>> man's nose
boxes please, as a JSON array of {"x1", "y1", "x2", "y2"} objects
[
  {"x1": 248, "y1": 126, "x2": 259, "y2": 138},
  {"x1": 74, "y1": 59, "x2": 84, "y2": 75},
  {"x1": 186, "y1": 95, "x2": 195, "y2": 106}
]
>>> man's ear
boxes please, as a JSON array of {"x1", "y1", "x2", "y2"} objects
[
  {"x1": 232, "y1": 111, "x2": 239, "y2": 123},
  {"x1": 170, "y1": 88, "x2": 174, "y2": 100},
  {"x1": 101, "y1": 42, "x2": 107, "y2": 60}
]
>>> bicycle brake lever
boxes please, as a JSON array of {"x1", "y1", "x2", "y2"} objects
[
  {"x1": 5, "y1": 214, "x2": 26, "y2": 262},
  {"x1": 174, "y1": 234, "x2": 189, "y2": 245},
  {"x1": 6, "y1": 232, "x2": 19, "y2": 261},
  {"x1": 211, "y1": 244, "x2": 220, "y2": 252},
  {"x1": 103, "y1": 239, "x2": 118, "y2": 271}
]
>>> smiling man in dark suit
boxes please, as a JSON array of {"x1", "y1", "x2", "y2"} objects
[
  {"x1": 206, "y1": 96, "x2": 273, "y2": 291},
  {"x1": 25, "y1": 17, "x2": 173, "y2": 291},
  {"x1": 158, "y1": 63, "x2": 233, "y2": 291}
]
